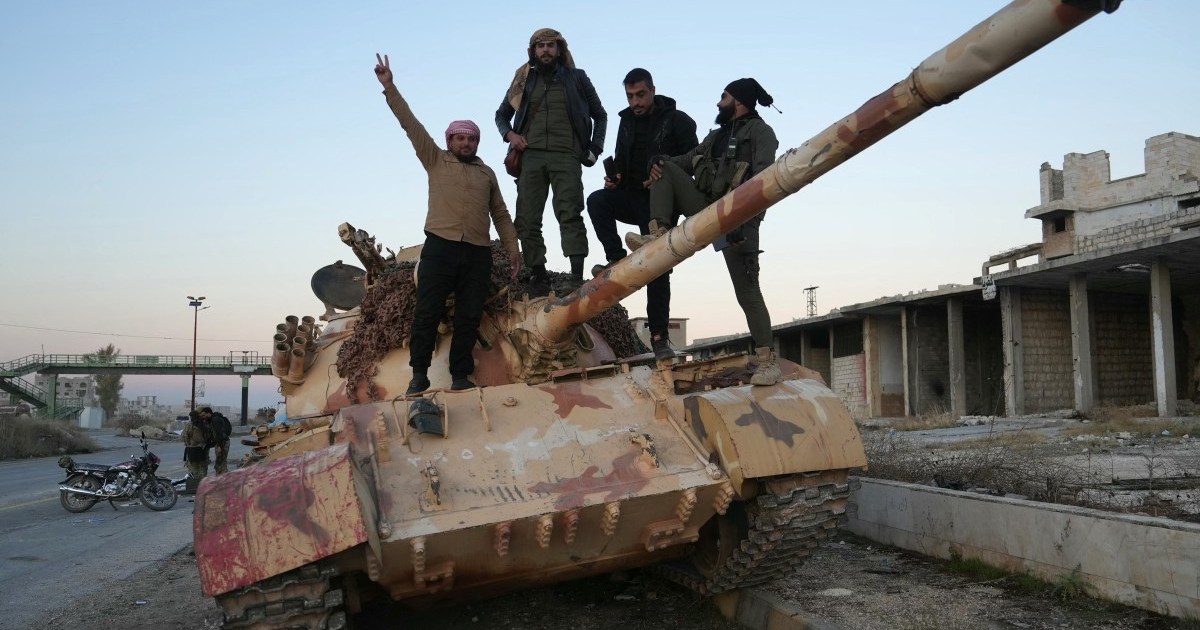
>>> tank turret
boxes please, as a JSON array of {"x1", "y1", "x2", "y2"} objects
[{"x1": 195, "y1": 2, "x2": 1120, "y2": 628}]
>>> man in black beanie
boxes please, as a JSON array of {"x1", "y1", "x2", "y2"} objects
[{"x1": 626, "y1": 77, "x2": 781, "y2": 385}]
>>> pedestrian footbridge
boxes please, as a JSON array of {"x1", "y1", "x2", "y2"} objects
[{"x1": 0, "y1": 353, "x2": 272, "y2": 419}]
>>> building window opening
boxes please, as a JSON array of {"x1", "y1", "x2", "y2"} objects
[{"x1": 1052, "y1": 217, "x2": 1067, "y2": 233}]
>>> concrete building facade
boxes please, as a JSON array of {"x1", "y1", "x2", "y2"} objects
[{"x1": 689, "y1": 132, "x2": 1200, "y2": 420}]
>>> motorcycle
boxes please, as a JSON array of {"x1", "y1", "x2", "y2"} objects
[{"x1": 57, "y1": 432, "x2": 178, "y2": 513}]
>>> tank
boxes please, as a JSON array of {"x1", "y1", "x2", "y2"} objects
[{"x1": 195, "y1": 1, "x2": 1120, "y2": 627}]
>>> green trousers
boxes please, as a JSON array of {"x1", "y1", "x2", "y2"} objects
[
  {"x1": 515, "y1": 149, "x2": 588, "y2": 268},
  {"x1": 214, "y1": 440, "x2": 229, "y2": 474},
  {"x1": 185, "y1": 459, "x2": 209, "y2": 492},
  {"x1": 649, "y1": 162, "x2": 773, "y2": 348}
]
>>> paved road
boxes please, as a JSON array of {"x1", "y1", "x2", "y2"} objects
[{"x1": 0, "y1": 430, "x2": 251, "y2": 630}]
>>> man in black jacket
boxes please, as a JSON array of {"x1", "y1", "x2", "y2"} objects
[
  {"x1": 199, "y1": 407, "x2": 232, "y2": 474},
  {"x1": 586, "y1": 68, "x2": 697, "y2": 359},
  {"x1": 626, "y1": 78, "x2": 782, "y2": 385},
  {"x1": 496, "y1": 28, "x2": 606, "y2": 290}
]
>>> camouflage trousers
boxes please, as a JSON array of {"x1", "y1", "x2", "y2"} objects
[
  {"x1": 185, "y1": 459, "x2": 209, "y2": 493},
  {"x1": 214, "y1": 440, "x2": 229, "y2": 474}
]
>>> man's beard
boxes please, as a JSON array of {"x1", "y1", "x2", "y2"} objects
[
  {"x1": 536, "y1": 56, "x2": 558, "y2": 73},
  {"x1": 714, "y1": 104, "x2": 735, "y2": 125}
]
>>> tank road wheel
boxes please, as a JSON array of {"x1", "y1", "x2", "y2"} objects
[
  {"x1": 217, "y1": 562, "x2": 348, "y2": 630},
  {"x1": 60, "y1": 474, "x2": 101, "y2": 513},
  {"x1": 657, "y1": 470, "x2": 852, "y2": 595}
]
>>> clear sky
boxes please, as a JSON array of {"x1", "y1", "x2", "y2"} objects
[{"x1": 1, "y1": 1, "x2": 1195, "y2": 411}]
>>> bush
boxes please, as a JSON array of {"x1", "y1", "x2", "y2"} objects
[
  {"x1": 109, "y1": 413, "x2": 167, "y2": 437},
  {"x1": 0, "y1": 416, "x2": 99, "y2": 460}
]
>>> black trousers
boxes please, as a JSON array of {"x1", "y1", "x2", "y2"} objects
[
  {"x1": 585, "y1": 187, "x2": 671, "y2": 339},
  {"x1": 408, "y1": 233, "x2": 493, "y2": 379}
]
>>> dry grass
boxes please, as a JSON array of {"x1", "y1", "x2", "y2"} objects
[
  {"x1": 862, "y1": 428, "x2": 1085, "y2": 502},
  {"x1": 0, "y1": 415, "x2": 99, "y2": 460},
  {"x1": 940, "y1": 429, "x2": 1050, "y2": 450},
  {"x1": 1061, "y1": 406, "x2": 1196, "y2": 439},
  {"x1": 883, "y1": 404, "x2": 961, "y2": 432}
]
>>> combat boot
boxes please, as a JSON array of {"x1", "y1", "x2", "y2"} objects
[
  {"x1": 651, "y1": 333, "x2": 677, "y2": 361},
  {"x1": 625, "y1": 220, "x2": 667, "y2": 251},
  {"x1": 527, "y1": 265, "x2": 551, "y2": 297},
  {"x1": 750, "y1": 346, "x2": 782, "y2": 386},
  {"x1": 569, "y1": 255, "x2": 585, "y2": 281}
]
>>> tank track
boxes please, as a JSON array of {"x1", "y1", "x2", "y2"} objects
[
  {"x1": 656, "y1": 470, "x2": 852, "y2": 595},
  {"x1": 216, "y1": 561, "x2": 347, "y2": 630}
]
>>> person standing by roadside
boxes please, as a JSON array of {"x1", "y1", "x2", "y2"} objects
[
  {"x1": 626, "y1": 78, "x2": 781, "y2": 384},
  {"x1": 181, "y1": 410, "x2": 210, "y2": 494},
  {"x1": 199, "y1": 407, "x2": 232, "y2": 474},
  {"x1": 375, "y1": 53, "x2": 522, "y2": 395},
  {"x1": 495, "y1": 28, "x2": 606, "y2": 291},
  {"x1": 585, "y1": 68, "x2": 697, "y2": 359}
]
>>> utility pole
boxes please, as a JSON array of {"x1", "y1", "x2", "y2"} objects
[
  {"x1": 803, "y1": 286, "x2": 819, "y2": 318},
  {"x1": 187, "y1": 295, "x2": 207, "y2": 411}
]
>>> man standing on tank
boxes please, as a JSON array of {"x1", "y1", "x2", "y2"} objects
[
  {"x1": 374, "y1": 53, "x2": 522, "y2": 395},
  {"x1": 626, "y1": 78, "x2": 782, "y2": 385},
  {"x1": 585, "y1": 68, "x2": 697, "y2": 359},
  {"x1": 495, "y1": 28, "x2": 606, "y2": 293}
]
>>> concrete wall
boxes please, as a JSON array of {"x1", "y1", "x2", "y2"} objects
[
  {"x1": 805, "y1": 331, "x2": 832, "y2": 388},
  {"x1": 1077, "y1": 203, "x2": 1200, "y2": 254},
  {"x1": 847, "y1": 478, "x2": 1200, "y2": 620},
  {"x1": 964, "y1": 307, "x2": 1005, "y2": 416},
  {"x1": 908, "y1": 306, "x2": 949, "y2": 415},
  {"x1": 1094, "y1": 292, "x2": 1154, "y2": 405},
  {"x1": 832, "y1": 354, "x2": 866, "y2": 419},
  {"x1": 1021, "y1": 289, "x2": 1074, "y2": 412}
]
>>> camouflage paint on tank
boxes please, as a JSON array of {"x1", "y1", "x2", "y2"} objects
[
  {"x1": 194, "y1": 443, "x2": 369, "y2": 597},
  {"x1": 199, "y1": 0, "x2": 1120, "y2": 613}
]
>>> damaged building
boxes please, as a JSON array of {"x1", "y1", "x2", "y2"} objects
[{"x1": 690, "y1": 131, "x2": 1200, "y2": 420}]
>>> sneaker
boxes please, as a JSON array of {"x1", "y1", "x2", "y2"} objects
[
  {"x1": 450, "y1": 378, "x2": 476, "y2": 391},
  {"x1": 406, "y1": 374, "x2": 431, "y2": 395},
  {"x1": 651, "y1": 334, "x2": 676, "y2": 361},
  {"x1": 750, "y1": 346, "x2": 782, "y2": 386}
]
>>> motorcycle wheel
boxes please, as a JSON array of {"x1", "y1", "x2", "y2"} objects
[
  {"x1": 139, "y1": 477, "x2": 178, "y2": 511},
  {"x1": 60, "y1": 474, "x2": 101, "y2": 513}
]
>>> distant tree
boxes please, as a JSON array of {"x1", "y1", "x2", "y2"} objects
[
  {"x1": 255, "y1": 406, "x2": 277, "y2": 420},
  {"x1": 88, "y1": 344, "x2": 123, "y2": 418}
]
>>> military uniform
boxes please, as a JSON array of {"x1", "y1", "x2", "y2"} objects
[
  {"x1": 181, "y1": 418, "x2": 211, "y2": 493},
  {"x1": 495, "y1": 29, "x2": 606, "y2": 279},
  {"x1": 208, "y1": 411, "x2": 232, "y2": 474}
]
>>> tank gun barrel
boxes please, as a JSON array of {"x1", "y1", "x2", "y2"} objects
[{"x1": 533, "y1": 0, "x2": 1118, "y2": 344}]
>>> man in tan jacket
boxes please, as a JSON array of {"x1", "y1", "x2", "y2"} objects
[{"x1": 375, "y1": 54, "x2": 521, "y2": 395}]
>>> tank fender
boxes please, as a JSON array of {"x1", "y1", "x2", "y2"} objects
[
  {"x1": 193, "y1": 443, "x2": 374, "y2": 597},
  {"x1": 682, "y1": 379, "x2": 866, "y2": 495}
]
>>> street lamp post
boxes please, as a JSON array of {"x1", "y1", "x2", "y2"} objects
[{"x1": 187, "y1": 295, "x2": 208, "y2": 411}]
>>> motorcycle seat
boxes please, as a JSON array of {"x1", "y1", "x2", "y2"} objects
[{"x1": 74, "y1": 463, "x2": 111, "y2": 472}]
